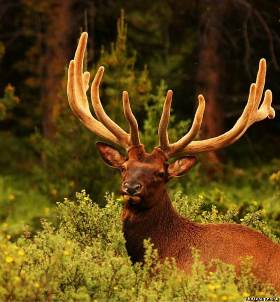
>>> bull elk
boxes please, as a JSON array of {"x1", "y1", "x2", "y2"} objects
[{"x1": 67, "y1": 32, "x2": 279, "y2": 291}]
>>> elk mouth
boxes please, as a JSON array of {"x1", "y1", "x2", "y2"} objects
[{"x1": 122, "y1": 194, "x2": 142, "y2": 206}]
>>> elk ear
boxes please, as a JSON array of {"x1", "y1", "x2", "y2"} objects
[
  {"x1": 167, "y1": 156, "x2": 196, "y2": 178},
  {"x1": 96, "y1": 142, "x2": 126, "y2": 169}
]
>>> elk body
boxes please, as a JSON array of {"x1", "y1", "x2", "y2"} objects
[{"x1": 67, "y1": 32, "x2": 280, "y2": 291}]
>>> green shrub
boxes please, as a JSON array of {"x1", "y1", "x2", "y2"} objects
[{"x1": 0, "y1": 190, "x2": 278, "y2": 301}]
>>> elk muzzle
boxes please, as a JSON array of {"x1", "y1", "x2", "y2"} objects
[
  {"x1": 121, "y1": 182, "x2": 143, "y2": 206},
  {"x1": 122, "y1": 182, "x2": 143, "y2": 196}
]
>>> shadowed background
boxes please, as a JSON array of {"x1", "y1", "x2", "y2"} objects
[{"x1": 0, "y1": 0, "x2": 279, "y2": 206}]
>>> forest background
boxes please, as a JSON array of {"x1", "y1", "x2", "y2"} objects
[
  {"x1": 0, "y1": 0, "x2": 280, "y2": 239},
  {"x1": 0, "y1": 1, "x2": 280, "y2": 300}
]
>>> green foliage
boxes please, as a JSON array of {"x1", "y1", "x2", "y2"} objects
[
  {"x1": 270, "y1": 163, "x2": 280, "y2": 193},
  {"x1": 96, "y1": 10, "x2": 152, "y2": 125},
  {"x1": 0, "y1": 175, "x2": 53, "y2": 237},
  {"x1": 29, "y1": 117, "x2": 121, "y2": 202},
  {"x1": 0, "y1": 85, "x2": 20, "y2": 121},
  {"x1": 142, "y1": 80, "x2": 191, "y2": 151},
  {"x1": 0, "y1": 190, "x2": 278, "y2": 301}
]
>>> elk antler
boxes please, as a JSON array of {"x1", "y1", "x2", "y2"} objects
[
  {"x1": 69, "y1": 33, "x2": 275, "y2": 158},
  {"x1": 158, "y1": 58, "x2": 275, "y2": 157},
  {"x1": 67, "y1": 32, "x2": 141, "y2": 149}
]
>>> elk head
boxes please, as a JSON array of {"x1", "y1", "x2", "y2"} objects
[
  {"x1": 67, "y1": 32, "x2": 275, "y2": 210},
  {"x1": 95, "y1": 142, "x2": 196, "y2": 209}
]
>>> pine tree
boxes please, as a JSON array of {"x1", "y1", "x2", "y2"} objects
[{"x1": 95, "y1": 10, "x2": 152, "y2": 127}]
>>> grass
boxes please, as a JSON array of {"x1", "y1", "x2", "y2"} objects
[{"x1": 0, "y1": 175, "x2": 54, "y2": 236}]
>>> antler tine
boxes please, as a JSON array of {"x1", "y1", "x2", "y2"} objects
[
  {"x1": 67, "y1": 38, "x2": 119, "y2": 144},
  {"x1": 122, "y1": 91, "x2": 141, "y2": 145},
  {"x1": 158, "y1": 90, "x2": 173, "y2": 150},
  {"x1": 83, "y1": 71, "x2": 90, "y2": 92},
  {"x1": 167, "y1": 94, "x2": 205, "y2": 157},
  {"x1": 254, "y1": 59, "x2": 266, "y2": 112},
  {"x1": 73, "y1": 32, "x2": 89, "y2": 109},
  {"x1": 91, "y1": 66, "x2": 130, "y2": 148},
  {"x1": 233, "y1": 89, "x2": 274, "y2": 142},
  {"x1": 185, "y1": 83, "x2": 256, "y2": 153},
  {"x1": 158, "y1": 91, "x2": 206, "y2": 157},
  {"x1": 257, "y1": 89, "x2": 275, "y2": 121}
]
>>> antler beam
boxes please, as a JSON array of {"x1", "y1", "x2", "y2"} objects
[{"x1": 158, "y1": 58, "x2": 275, "y2": 157}]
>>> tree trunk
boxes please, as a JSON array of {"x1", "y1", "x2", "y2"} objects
[
  {"x1": 196, "y1": 0, "x2": 228, "y2": 174},
  {"x1": 42, "y1": 0, "x2": 72, "y2": 139}
]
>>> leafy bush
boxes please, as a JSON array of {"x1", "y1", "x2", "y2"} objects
[{"x1": 0, "y1": 190, "x2": 278, "y2": 301}]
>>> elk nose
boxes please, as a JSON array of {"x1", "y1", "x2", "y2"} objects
[{"x1": 123, "y1": 182, "x2": 142, "y2": 195}]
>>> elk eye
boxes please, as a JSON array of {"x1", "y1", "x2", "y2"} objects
[
  {"x1": 120, "y1": 166, "x2": 126, "y2": 173},
  {"x1": 156, "y1": 171, "x2": 165, "y2": 178}
]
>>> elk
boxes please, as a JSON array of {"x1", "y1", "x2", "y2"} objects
[{"x1": 67, "y1": 32, "x2": 280, "y2": 291}]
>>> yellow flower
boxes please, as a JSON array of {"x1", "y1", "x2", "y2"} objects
[
  {"x1": 18, "y1": 249, "x2": 25, "y2": 256},
  {"x1": 34, "y1": 282, "x2": 40, "y2": 288},
  {"x1": 270, "y1": 171, "x2": 280, "y2": 183},
  {"x1": 242, "y1": 292, "x2": 250, "y2": 297},
  {"x1": 5, "y1": 256, "x2": 13, "y2": 263},
  {"x1": 6, "y1": 235, "x2": 11, "y2": 240},
  {"x1": 221, "y1": 295, "x2": 228, "y2": 301},
  {"x1": 208, "y1": 284, "x2": 216, "y2": 291},
  {"x1": 63, "y1": 250, "x2": 70, "y2": 256},
  {"x1": 14, "y1": 276, "x2": 20, "y2": 283},
  {"x1": 8, "y1": 194, "x2": 15, "y2": 201},
  {"x1": 208, "y1": 293, "x2": 217, "y2": 300}
]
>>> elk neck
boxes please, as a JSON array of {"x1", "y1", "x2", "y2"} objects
[{"x1": 121, "y1": 187, "x2": 198, "y2": 263}]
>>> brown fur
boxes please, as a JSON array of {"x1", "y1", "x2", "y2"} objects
[{"x1": 96, "y1": 143, "x2": 280, "y2": 292}]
